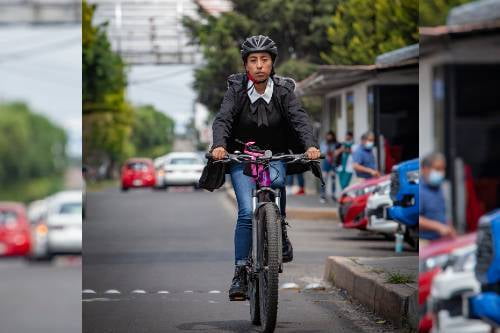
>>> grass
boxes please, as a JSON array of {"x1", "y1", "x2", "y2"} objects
[
  {"x1": 385, "y1": 271, "x2": 415, "y2": 284},
  {"x1": 86, "y1": 179, "x2": 119, "y2": 192},
  {"x1": 0, "y1": 176, "x2": 64, "y2": 203}
]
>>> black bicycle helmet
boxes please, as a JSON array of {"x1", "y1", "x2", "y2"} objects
[{"x1": 241, "y1": 35, "x2": 278, "y2": 63}]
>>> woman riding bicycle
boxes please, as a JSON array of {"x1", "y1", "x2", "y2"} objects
[{"x1": 206, "y1": 35, "x2": 321, "y2": 300}]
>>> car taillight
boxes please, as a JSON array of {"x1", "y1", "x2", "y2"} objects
[{"x1": 36, "y1": 224, "x2": 48, "y2": 235}]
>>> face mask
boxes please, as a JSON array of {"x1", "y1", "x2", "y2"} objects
[
  {"x1": 364, "y1": 141, "x2": 374, "y2": 149},
  {"x1": 428, "y1": 169, "x2": 445, "y2": 186},
  {"x1": 345, "y1": 140, "x2": 353, "y2": 146}
]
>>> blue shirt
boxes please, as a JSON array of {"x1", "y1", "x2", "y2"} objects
[
  {"x1": 419, "y1": 179, "x2": 447, "y2": 240},
  {"x1": 352, "y1": 146, "x2": 376, "y2": 179}
]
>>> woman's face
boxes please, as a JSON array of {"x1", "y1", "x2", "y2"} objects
[{"x1": 245, "y1": 52, "x2": 273, "y2": 82}]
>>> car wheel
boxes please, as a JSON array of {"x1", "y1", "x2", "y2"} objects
[{"x1": 121, "y1": 186, "x2": 129, "y2": 192}]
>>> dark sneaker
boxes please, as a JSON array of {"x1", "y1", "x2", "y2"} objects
[
  {"x1": 229, "y1": 265, "x2": 247, "y2": 301},
  {"x1": 282, "y1": 219, "x2": 293, "y2": 263}
]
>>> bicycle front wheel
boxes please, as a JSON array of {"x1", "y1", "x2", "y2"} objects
[{"x1": 259, "y1": 203, "x2": 281, "y2": 333}]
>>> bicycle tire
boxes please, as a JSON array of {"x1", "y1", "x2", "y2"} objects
[
  {"x1": 259, "y1": 203, "x2": 281, "y2": 333},
  {"x1": 249, "y1": 270, "x2": 261, "y2": 325}
]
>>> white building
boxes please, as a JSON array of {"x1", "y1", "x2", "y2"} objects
[
  {"x1": 297, "y1": 44, "x2": 418, "y2": 175},
  {"x1": 419, "y1": 0, "x2": 500, "y2": 231}
]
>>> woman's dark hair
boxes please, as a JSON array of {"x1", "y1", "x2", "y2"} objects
[{"x1": 326, "y1": 130, "x2": 337, "y2": 143}]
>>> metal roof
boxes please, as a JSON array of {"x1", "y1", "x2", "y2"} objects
[
  {"x1": 375, "y1": 44, "x2": 419, "y2": 66},
  {"x1": 448, "y1": 0, "x2": 500, "y2": 26},
  {"x1": 297, "y1": 48, "x2": 418, "y2": 96}
]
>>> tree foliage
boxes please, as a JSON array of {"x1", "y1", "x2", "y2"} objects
[
  {"x1": 322, "y1": 0, "x2": 418, "y2": 65},
  {"x1": 0, "y1": 102, "x2": 67, "y2": 186},
  {"x1": 131, "y1": 105, "x2": 175, "y2": 158},
  {"x1": 419, "y1": 0, "x2": 474, "y2": 26},
  {"x1": 183, "y1": 0, "x2": 342, "y2": 114}
]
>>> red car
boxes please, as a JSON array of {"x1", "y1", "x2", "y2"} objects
[
  {"x1": 418, "y1": 233, "x2": 477, "y2": 333},
  {"x1": 338, "y1": 175, "x2": 390, "y2": 229},
  {"x1": 0, "y1": 202, "x2": 31, "y2": 256},
  {"x1": 121, "y1": 158, "x2": 156, "y2": 191}
]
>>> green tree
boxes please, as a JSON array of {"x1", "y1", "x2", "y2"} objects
[
  {"x1": 183, "y1": 0, "x2": 342, "y2": 114},
  {"x1": 322, "y1": 0, "x2": 418, "y2": 65},
  {"x1": 83, "y1": 0, "x2": 133, "y2": 177},
  {"x1": 0, "y1": 102, "x2": 67, "y2": 201},
  {"x1": 419, "y1": 0, "x2": 474, "y2": 26},
  {"x1": 131, "y1": 105, "x2": 175, "y2": 158}
]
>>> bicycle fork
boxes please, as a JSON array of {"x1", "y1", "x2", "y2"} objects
[{"x1": 251, "y1": 188, "x2": 283, "y2": 273}]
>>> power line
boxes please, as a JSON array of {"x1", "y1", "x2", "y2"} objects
[
  {"x1": 0, "y1": 36, "x2": 80, "y2": 64},
  {"x1": 128, "y1": 67, "x2": 195, "y2": 85},
  {"x1": 0, "y1": 65, "x2": 79, "y2": 88}
]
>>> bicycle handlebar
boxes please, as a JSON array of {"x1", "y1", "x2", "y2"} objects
[{"x1": 205, "y1": 152, "x2": 325, "y2": 164}]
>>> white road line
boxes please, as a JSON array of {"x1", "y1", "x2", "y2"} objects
[
  {"x1": 131, "y1": 289, "x2": 147, "y2": 294},
  {"x1": 157, "y1": 291, "x2": 170, "y2": 294},
  {"x1": 208, "y1": 300, "x2": 219, "y2": 304},
  {"x1": 82, "y1": 298, "x2": 112, "y2": 302},
  {"x1": 104, "y1": 289, "x2": 121, "y2": 294},
  {"x1": 280, "y1": 282, "x2": 300, "y2": 290},
  {"x1": 184, "y1": 290, "x2": 194, "y2": 293},
  {"x1": 82, "y1": 289, "x2": 96, "y2": 294},
  {"x1": 208, "y1": 290, "x2": 221, "y2": 294}
]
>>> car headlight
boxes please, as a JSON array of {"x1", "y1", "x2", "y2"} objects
[
  {"x1": 406, "y1": 170, "x2": 419, "y2": 184},
  {"x1": 450, "y1": 244, "x2": 477, "y2": 272},
  {"x1": 425, "y1": 254, "x2": 450, "y2": 271}
]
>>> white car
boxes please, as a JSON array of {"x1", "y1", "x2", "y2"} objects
[
  {"x1": 155, "y1": 152, "x2": 205, "y2": 189},
  {"x1": 30, "y1": 190, "x2": 82, "y2": 260},
  {"x1": 365, "y1": 179, "x2": 400, "y2": 235}
]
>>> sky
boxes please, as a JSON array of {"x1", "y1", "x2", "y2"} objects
[
  {"x1": 0, "y1": 25, "x2": 197, "y2": 158},
  {"x1": 0, "y1": 25, "x2": 82, "y2": 157},
  {"x1": 126, "y1": 64, "x2": 196, "y2": 134}
]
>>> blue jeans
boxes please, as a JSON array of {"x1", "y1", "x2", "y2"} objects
[
  {"x1": 320, "y1": 160, "x2": 336, "y2": 198},
  {"x1": 230, "y1": 161, "x2": 287, "y2": 265}
]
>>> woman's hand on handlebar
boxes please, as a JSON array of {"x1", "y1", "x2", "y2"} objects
[
  {"x1": 305, "y1": 147, "x2": 321, "y2": 160},
  {"x1": 211, "y1": 147, "x2": 228, "y2": 160}
]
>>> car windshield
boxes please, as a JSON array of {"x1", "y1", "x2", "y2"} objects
[
  {"x1": 169, "y1": 158, "x2": 201, "y2": 165},
  {"x1": 59, "y1": 202, "x2": 82, "y2": 215},
  {"x1": 0, "y1": 210, "x2": 18, "y2": 227},
  {"x1": 127, "y1": 162, "x2": 149, "y2": 170}
]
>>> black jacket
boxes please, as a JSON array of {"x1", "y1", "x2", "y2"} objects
[{"x1": 198, "y1": 73, "x2": 323, "y2": 192}]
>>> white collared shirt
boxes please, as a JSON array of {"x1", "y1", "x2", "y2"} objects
[{"x1": 247, "y1": 78, "x2": 274, "y2": 104}]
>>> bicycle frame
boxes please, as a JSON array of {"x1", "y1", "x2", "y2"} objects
[{"x1": 242, "y1": 141, "x2": 283, "y2": 272}]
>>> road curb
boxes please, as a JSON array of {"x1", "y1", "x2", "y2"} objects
[
  {"x1": 324, "y1": 256, "x2": 418, "y2": 330},
  {"x1": 224, "y1": 188, "x2": 338, "y2": 221}
]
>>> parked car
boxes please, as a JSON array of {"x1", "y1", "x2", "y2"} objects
[
  {"x1": 418, "y1": 232, "x2": 478, "y2": 333},
  {"x1": 121, "y1": 158, "x2": 156, "y2": 191},
  {"x1": 387, "y1": 158, "x2": 419, "y2": 248},
  {"x1": 0, "y1": 202, "x2": 31, "y2": 256},
  {"x1": 338, "y1": 175, "x2": 390, "y2": 230},
  {"x1": 365, "y1": 177, "x2": 399, "y2": 236},
  {"x1": 29, "y1": 191, "x2": 82, "y2": 261},
  {"x1": 155, "y1": 152, "x2": 205, "y2": 189}
]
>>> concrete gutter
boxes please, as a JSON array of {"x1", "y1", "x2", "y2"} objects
[{"x1": 324, "y1": 256, "x2": 418, "y2": 330}]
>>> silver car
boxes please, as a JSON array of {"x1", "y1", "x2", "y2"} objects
[
  {"x1": 29, "y1": 190, "x2": 82, "y2": 261},
  {"x1": 155, "y1": 152, "x2": 205, "y2": 189}
]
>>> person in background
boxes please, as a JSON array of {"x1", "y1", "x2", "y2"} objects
[
  {"x1": 352, "y1": 131, "x2": 380, "y2": 180},
  {"x1": 336, "y1": 131, "x2": 354, "y2": 190},
  {"x1": 319, "y1": 130, "x2": 343, "y2": 203},
  {"x1": 286, "y1": 173, "x2": 305, "y2": 195},
  {"x1": 419, "y1": 152, "x2": 457, "y2": 241}
]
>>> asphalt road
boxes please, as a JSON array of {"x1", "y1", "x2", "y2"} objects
[
  {"x1": 0, "y1": 256, "x2": 81, "y2": 333},
  {"x1": 83, "y1": 187, "x2": 413, "y2": 333}
]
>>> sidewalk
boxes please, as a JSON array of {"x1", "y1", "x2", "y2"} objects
[
  {"x1": 224, "y1": 186, "x2": 338, "y2": 220},
  {"x1": 324, "y1": 256, "x2": 418, "y2": 330}
]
